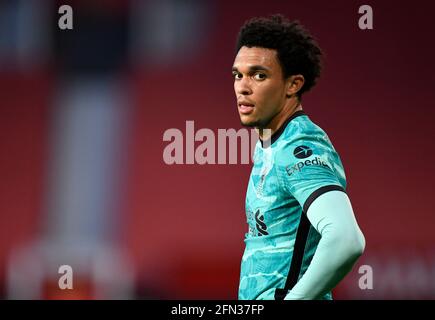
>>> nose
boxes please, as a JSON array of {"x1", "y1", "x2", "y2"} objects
[{"x1": 235, "y1": 77, "x2": 253, "y2": 96}]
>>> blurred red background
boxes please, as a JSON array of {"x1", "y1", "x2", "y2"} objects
[{"x1": 0, "y1": 0, "x2": 434, "y2": 299}]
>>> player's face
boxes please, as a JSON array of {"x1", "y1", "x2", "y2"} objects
[{"x1": 232, "y1": 46, "x2": 289, "y2": 128}]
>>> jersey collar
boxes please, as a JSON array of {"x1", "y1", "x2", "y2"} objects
[{"x1": 259, "y1": 110, "x2": 306, "y2": 148}]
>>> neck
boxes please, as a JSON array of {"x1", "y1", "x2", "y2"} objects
[{"x1": 258, "y1": 98, "x2": 302, "y2": 140}]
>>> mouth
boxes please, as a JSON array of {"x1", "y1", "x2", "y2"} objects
[{"x1": 238, "y1": 102, "x2": 255, "y2": 115}]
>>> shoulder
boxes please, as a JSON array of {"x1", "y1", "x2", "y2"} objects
[
  {"x1": 273, "y1": 114, "x2": 347, "y2": 203},
  {"x1": 275, "y1": 114, "x2": 336, "y2": 166}
]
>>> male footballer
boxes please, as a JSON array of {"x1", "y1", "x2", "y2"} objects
[{"x1": 232, "y1": 15, "x2": 365, "y2": 300}]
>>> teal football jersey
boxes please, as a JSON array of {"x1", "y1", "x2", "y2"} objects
[{"x1": 239, "y1": 110, "x2": 347, "y2": 300}]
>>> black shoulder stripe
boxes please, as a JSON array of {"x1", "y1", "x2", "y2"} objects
[{"x1": 303, "y1": 185, "x2": 346, "y2": 214}]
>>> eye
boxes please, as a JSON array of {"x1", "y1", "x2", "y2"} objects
[
  {"x1": 233, "y1": 72, "x2": 242, "y2": 80},
  {"x1": 254, "y1": 73, "x2": 266, "y2": 80}
]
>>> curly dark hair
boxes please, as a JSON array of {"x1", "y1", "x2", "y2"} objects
[{"x1": 236, "y1": 14, "x2": 323, "y2": 97}]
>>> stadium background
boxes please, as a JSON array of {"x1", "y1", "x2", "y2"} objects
[{"x1": 0, "y1": 0, "x2": 434, "y2": 299}]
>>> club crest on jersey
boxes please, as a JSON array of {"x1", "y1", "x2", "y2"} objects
[{"x1": 255, "y1": 209, "x2": 268, "y2": 236}]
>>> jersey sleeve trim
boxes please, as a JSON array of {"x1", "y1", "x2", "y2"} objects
[{"x1": 302, "y1": 185, "x2": 346, "y2": 214}]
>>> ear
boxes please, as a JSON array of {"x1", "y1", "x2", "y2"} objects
[{"x1": 286, "y1": 75, "x2": 305, "y2": 97}]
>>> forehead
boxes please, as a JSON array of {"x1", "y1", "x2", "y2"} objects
[{"x1": 233, "y1": 46, "x2": 279, "y2": 70}]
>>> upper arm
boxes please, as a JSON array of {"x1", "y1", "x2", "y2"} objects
[{"x1": 307, "y1": 190, "x2": 366, "y2": 255}]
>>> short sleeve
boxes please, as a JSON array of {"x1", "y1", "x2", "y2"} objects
[{"x1": 275, "y1": 135, "x2": 346, "y2": 213}]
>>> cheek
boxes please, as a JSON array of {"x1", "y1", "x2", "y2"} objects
[{"x1": 257, "y1": 83, "x2": 284, "y2": 106}]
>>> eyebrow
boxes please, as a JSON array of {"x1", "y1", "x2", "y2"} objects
[{"x1": 232, "y1": 65, "x2": 270, "y2": 72}]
